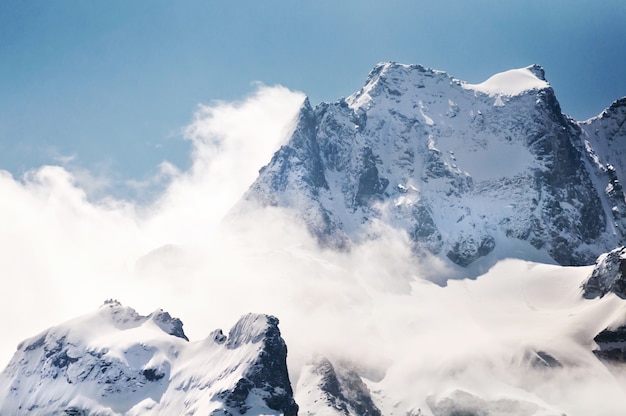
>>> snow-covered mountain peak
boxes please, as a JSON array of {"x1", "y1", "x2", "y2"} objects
[
  {"x1": 346, "y1": 61, "x2": 455, "y2": 110},
  {"x1": 147, "y1": 309, "x2": 189, "y2": 341},
  {"x1": 463, "y1": 64, "x2": 550, "y2": 96},
  {"x1": 348, "y1": 62, "x2": 549, "y2": 111},
  {"x1": 97, "y1": 299, "x2": 147, "y2": 329},
  {"x1": 592, "y1": 96, "x2": 626, "y2": 123},
  {"x1": 1, "y1": 306, "x2": 298, "y2": 415},
  {"x1": 365, "y1": 61, "x2": 448, "y2": 84},
  {"x1": 226, "y1": 313, "x2": 280, "y2": 349},
  {"x1": 92, "y1": 299, "x2": 188, "y2": 341},
  {"x1": 242, "y1": 61, "x2": 625, "y2": 269}
]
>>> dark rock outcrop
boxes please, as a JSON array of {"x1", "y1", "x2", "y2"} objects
[
  {"x1": 299, "y1": 356, "x2": 382, "y2": 416},
  {"x1": 593, "y1": 325, "x2": 626, "y2": 362},
  {"x1": 582, "y1": 246, "x2": 626, "y2": 299},
  {"x1": 221, "y1": 314, "x2": 298, "y2": 416}
]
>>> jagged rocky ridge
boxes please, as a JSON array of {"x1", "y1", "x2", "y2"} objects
[
  {"x1": 240, "y1": 62, "x2": 626, "y2": 267},
  {"x1": 582, "y1": 246, "x2": 626, "y2": 362},
  {"x1": 0, "y1": 301, "x2": 297, "y2": 416},
  {"x1": 0, "y1": 306, "x2": 571, "y2": 416},
  {"x1": 295, "y1": 357, "x2": 382, "y2": 416},
  {"x1": 582, "y1": 246, "x2": 626, "y2": 299}
]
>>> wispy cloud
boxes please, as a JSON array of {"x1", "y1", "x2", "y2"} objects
[{"x1": 0, "y1": 83, "x2": 306, "y2": 364}]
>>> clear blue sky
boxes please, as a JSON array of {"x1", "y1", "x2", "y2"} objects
[{"x1": 1, "y1": 0, "x2": 625, "y2": 184}]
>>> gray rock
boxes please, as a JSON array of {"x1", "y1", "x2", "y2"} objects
[
  {"x1": 582, "y1": 246, "x2": 626, "y2": 299},
  {"x1": 221, "y1": 314, "x2": 298, "y2": 416},
  {"x1": 301, "y1": 356, "x2": 382, "y2": 416},
  {"x1": 593, "y1": 325, "x2": 626, "y2": 362}
]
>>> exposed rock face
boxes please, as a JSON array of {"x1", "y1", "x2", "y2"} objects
[
  {"x1": 516, "y1": 349, "x2": 564, "y2": 370},
  {"x1": 582, "y1": 246, "x2": 626, "y2": 299},
  {"x1": 240, "y1": 62, "x2": 626, "y2": 267},
  {"x1": 220, "y1": 314, "x2": 298, "y2": 416},
  {"x1": 446, "y1": 234, "x2": 496, "y2": 267},
  {"x1": 0, "y1": 304, "x2": 297, "y2": 416},
  {"x1": 580, "y1": 97, "x2": 626, "y2": 243},
  {"x1": 583, "y1": 247, "x2": 626, "y2": 363},
  {"x1": 295, "y1": 356, "x2": 381, "y2": 416},
  {"x1": 149, "y1": 308, "x2": 189, "y2": 341},
  {"x1": 593, "y1": 325, "x2": 626, "y2": 362}
]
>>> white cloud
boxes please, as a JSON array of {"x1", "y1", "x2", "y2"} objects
[
  {"x1": 0, "y1": 84, "x2": 305, "y2": 366},
  {"x1": 143, "y1": 84, "x2": 306, "y2": 244}
]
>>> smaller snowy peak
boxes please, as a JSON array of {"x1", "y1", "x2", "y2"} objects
[
  {"x1": 463, "y1": 65, "x2": 550, "y2": 96},
  {"x1": 1, "y1": 302, "x2": 189, "y2": 416},
  {"x1": 1, "y1": 308, "x2": 297, "y2": 416},
  {"x1": 208, "y1": 328, "x2": 227, "y2": 344},
  {"x1": 580, "y1": 96, "x2": 626, "y2": 124},
  {"x1": 582, "y1": 246, "x2": 626, "y2": 299},
  {"x1": 98, "y1": 300, "x2": 188, "y2": 340},
  {"x1": 98, "y1": 299, "x2": 145, "y2": 329},
  {"x1": 347, "y1": 61, "x2": 452, "y2": 108},
  {"x1": 148, "y1": 309, "x2": 189, "y2": 341},
  {"x1": 296, "y1": 356, "x2": 381, "y2": 416},
  {"x1": 225, "y1": 314, "x2": 297, "y2": 416},
  {"x1": 596, "y1": 96, "x2": 626, "y2": 122},
  {"x1": 364, "y1": 61, "x2": 446, "y2": 84},
  {"x1": 226, "y1": 313, "x2": 280, "y2": 349}
]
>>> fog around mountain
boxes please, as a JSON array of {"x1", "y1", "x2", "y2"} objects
[{"x1": 1, "y1": 65, "x2": 626, "y2": 415}]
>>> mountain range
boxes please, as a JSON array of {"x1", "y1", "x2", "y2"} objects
[{"x1": 2, "y1": 62, "x2": 626, "y2": 415}]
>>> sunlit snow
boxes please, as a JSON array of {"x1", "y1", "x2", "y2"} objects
[{"x1": 463, "y1": 66, "x2": 550, "y2": 96}]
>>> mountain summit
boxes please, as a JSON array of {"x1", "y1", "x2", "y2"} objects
[
  {"x1": 0, "y1": 302, "x2": 297, "y2": 416},
  {"x1": 241, "y1": 62, "x2": 626, "y2": 268}
]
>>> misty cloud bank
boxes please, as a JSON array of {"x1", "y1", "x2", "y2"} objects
[
  {"x1": 2, "y1": 85, "x2": 626, "y2": 415},
  {"x1": 0, "y1": 84, "x2": 305, "y2": 361}
]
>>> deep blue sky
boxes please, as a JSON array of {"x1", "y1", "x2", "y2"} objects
[{"x1": 1, "y1": 0, "x2": 625, "y2": 183}]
